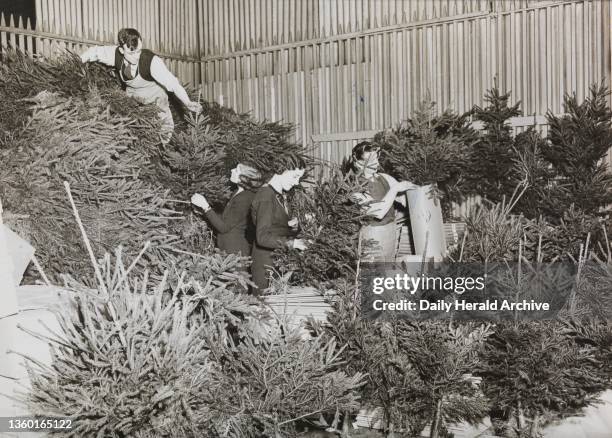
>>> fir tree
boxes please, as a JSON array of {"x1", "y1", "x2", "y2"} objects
[
  {"x1": 319, "y1": 286, "x2": 490, "y2": 438},
  {"x1": 509, "y1": 128, "x2": 555, "y2": 219},
  {"x1": 397, "y1": 322, "x2": 491, "y2": 438},
  {"x1": 372, "y1": 100, "x2": 477, "y2": 218},
  {"x1": 18, "y1": 248, "x2": 364, "y2": 438},
  {"x1": 456, "y1": 195, "x2": 527, "y2": 263},
  {"x1": 467, "y1": 87, "x2": 522, "y2": 204},
  {"x1": 274, "y1": 167, "x2": 367, "y2": 289},
  {"x1": 17, "y1": 249, "x2": 264, "y2": 437},
  {"x1": 544, "y1": 84, "x2": 612, "y2": 219},
  {"x1": 207, "y1": 327, "x2": 364, "y2": 437},
  {"x1": 477, "y1": 322, "x2": 610, "y2": 438}
]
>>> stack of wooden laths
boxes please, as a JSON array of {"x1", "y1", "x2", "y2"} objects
[
  {"x1": 396, "y1": 221, "x2": 467, "y2": 258},
  {"x1": 263, "y1": 286, "x2": 332, "y2": 329}
]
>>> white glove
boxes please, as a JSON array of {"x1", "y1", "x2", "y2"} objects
[
  {"x1": 186, "y1": 101, "x2": 203, "y2": 114},
  {"x1": 394, "y1": 180, "x2": 418, "y2": 193},
  {"x1": 288, "y1": 217, "x2": 299, "y2": 229},
  {"x1": 191, "y1": 193, "x2": 210, "y2": 210},
  {"x1": 292, "y1": 239, "x2": 308, "y2": 251}
]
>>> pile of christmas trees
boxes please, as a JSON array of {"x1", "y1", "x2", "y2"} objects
[
  {"x1": 0, "y1": 50, "x2": 303, "y2": 285},
  {"x1": 17, "y1": 246, "x2": 364, "y2": 438},
  {"x1": 1, "y1": 50, "x2": 364, "y2": 437}
]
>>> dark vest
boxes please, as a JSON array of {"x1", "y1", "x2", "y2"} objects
[
  {"x1": 366, "y1": 174, "x2": 395, "y2": 226},
  {"x1": 114, "y1": 47, "x2": 156, "y2": 82}
]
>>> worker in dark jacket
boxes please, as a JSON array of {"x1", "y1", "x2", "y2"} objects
[
  {"x1": 250, "y1": 159, "x2": 308, "y2": 294},
  {"x1": 191, "y1": 163, "x2": 261, "y2": 256}
]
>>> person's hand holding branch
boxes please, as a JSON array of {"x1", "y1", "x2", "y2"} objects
[
  {"x1": 186, "y1": 101, "x2": 203, "y2": 114},
  {"x1": 191, "y1": 193, "x2": 210, "y2": 211},
  {"x1": 393, "y1": 180, "x2": 418, "y2": 193}
]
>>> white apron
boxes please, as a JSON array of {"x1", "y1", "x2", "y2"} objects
[
  {"x1": 360, "y1": 221, "x2": 398, "y2": 262},
  {"x1": 122, "y1": 69, "x2": 174, "y2": 144}
]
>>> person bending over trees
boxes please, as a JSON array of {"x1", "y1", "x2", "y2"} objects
[{"x1": 80, "y1": 28, "x2": 202, "y2": 144}]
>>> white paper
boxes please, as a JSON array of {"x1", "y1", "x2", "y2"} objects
[
  {"x1": 2, "y1": 224, "x2": 35, "y2": 286},
  {"x1": 0, "y1": 225, "x2": 19, "y2": 318},
  {"x1": 407, "y1": 184, "x2": 447, "y2": 262}
]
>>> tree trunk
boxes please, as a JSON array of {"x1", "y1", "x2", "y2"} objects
[
  {"x1": 529, "y1": 414, "x2": 540, "y2": 438},
  {"x1": 341, "y1": 410, "x2": 351, "y2": 438},
  {"x1": 331, "y1": 409, "x2": 340, "y2": 430},
  {"x1": 515, "y1": 400, "x2": 524, "y2": 438},
  {"x1": 386, "y1": 422, "x2": 395, "y2": 438},
  {"x1": 430, "y1": 398, "x2": 443, "y2": 438}
]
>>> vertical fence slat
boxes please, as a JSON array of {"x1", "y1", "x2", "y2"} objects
[{"x1": 0, "y1": 14, "x2": 7, "y2": 49}]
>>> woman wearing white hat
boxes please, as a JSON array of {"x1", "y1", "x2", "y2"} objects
[{"x1": 191, "y1": 163, "x2": 261, "y2": 256}]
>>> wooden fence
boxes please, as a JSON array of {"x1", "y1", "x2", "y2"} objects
[
  {"x1": 30, "y1": 0, "x2": 553, "y2": 58},
  {"x1": 33, "y1": 0, "x2": 201, "y2": 56},
  {"x1": 197, "y1": 0, "x2": 610, "y2": 160},
  {"x1": 0, "y1": 12, "x2": 203, "y2": 87},
  {"x1": 3, "y1": 1, "x2": 608, "y2": 138}
]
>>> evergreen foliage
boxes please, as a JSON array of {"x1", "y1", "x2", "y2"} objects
[
  {"x1": 507, "y1": 128, "x2": 555, "y2": 219},
  {"x1": 466, "y1": 87, "x2": 522, "y2": 204},
  {"x1": 477, "y1": 322, "x2": 611, "y2": 437},
  {"x1": 543, "y1": 85, "x2": 612, "y2": 219},
  {"x1": 463, "y1": 84, "x2": 612, "y2": 229},
  {"x1": 153, "y1": 113, "x2": 231, "y2": 206},
  {"x1": 372, "y1": 101, "x2": 478, "y2": 217},
  {"x1": 17, "y1": 251, "x2": 260, "y2": 437},
  {"x1": 208, "y1": 330, "x2": 364, "y2": 437},
  {"x1": 274, "y1": 168, "x2": 368, "y2": 289},
  {"x1": 0, "y1": 90, "x2": 179, "y2": 283},
  {"x1": 17, "y1": 250, "x2": 363, "y2": 438},
  {"x1": 0, "y1": 51, "x2": 304, "y2": 282},
  {"x1": 320, "y1": 285, "x2": 490, "y2": 438}
]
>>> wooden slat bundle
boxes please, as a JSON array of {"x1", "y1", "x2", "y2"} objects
[
  {"x1": 263, "y1": 286, "x2": 332, "y2": 325},
  {"x1": 396, "y1": 219, "x2": 466, "y2": 258},
  {"x1": 262, "y1": 219, "x2": 466, "y2": 326}
]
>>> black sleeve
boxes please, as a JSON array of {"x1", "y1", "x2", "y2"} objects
[
  {"x1": 205, "y1": 194, "x2": 252, "y2": 234},
  {"x1": 252, "y1": 199, "x2": 291, "y2": 250}
]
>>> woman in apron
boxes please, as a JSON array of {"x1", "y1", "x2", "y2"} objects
[{"x1": 350, "y1": 141, "x2": 416, "y2": 262}]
